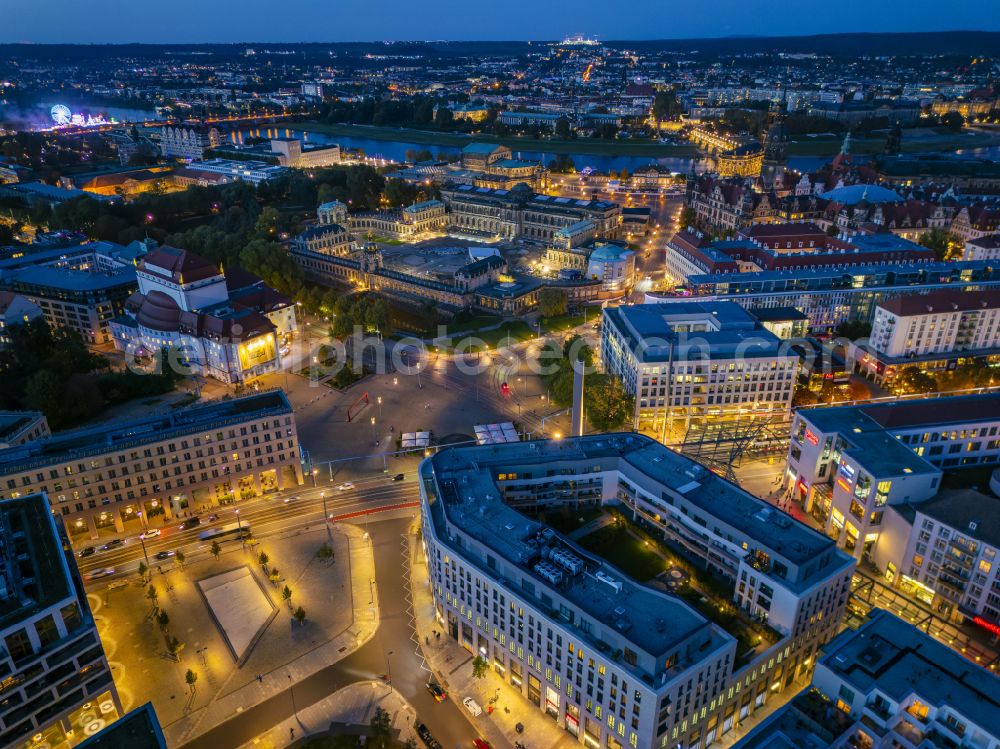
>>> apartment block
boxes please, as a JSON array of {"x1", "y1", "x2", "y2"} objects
[
  {"x1": 0, "y1": 493, "x2": 120, "y2": 748},
  {"x1": 419, "y1": 435, "x2": 854, "y2": 749}
]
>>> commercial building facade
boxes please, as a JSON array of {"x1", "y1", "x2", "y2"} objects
[
  {"x1": 601, "y1": 302, "x2": 798, "y2": 434},
  {"x1": 733, "y1": 609, "x2": 1000, "y2": 749},
  {"x1": 0, "y1": 391, "x2": 302, "y2": 541},
  {"x1": 419, "y1": 435, "x2": 854, "y2": 749}
]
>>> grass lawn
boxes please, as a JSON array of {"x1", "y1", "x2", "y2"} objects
[
  {"x1": 540, "y1": 312, "x2": 588, "y2": 334},
  {"x1": 535, "y1": 505, "x2": 605, "y2": 534},
  {"x1": 576, "y1": 524, "x2": 665, "y2": 581},
  {"x1": 444, "y1": 320, "x2": 535, "y2": 351},
  {"x1": 448, "y1": 313, "x2": 504, "y2": 334}
]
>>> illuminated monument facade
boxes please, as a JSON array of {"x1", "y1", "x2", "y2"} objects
[{"x1": 110, "y1": 246, "x2": 294, "y2": 384}]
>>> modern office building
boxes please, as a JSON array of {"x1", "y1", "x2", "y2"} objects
[
  {"x1": 418, "y1": 435, "x2": 854, "y2": 749},
  {"x1": 0, "y1": 390, "x2": 302, "y2": 541},
  {"x1": 648, "y1": 259, "x2": 1000, "y2": 332},
  {"x1": 784, "y1": 393, "x2": 1000, "y2": 558},
  {"x1": 110, "y1": 245, "x2": 294, "y2": 384},
  {"x1": 0, "y1": 493, "x2": 120, "y2": 748},
  {"x1": 601, "y1": 302, "x2": 798, "y2": 434},
  {"x1": 854, "y1": 288, "x2": 1000, "y2": 385},
  {"x1": 187, "y1": 159, "x2": 287, "y2": 186},
  {"x1": 0, "y1": 240, "x2": 152, "y2": 344}
]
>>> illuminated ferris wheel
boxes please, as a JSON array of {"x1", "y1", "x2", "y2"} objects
[{"x1": 50, "y1": 104, "x2": 72, "y2": 125}]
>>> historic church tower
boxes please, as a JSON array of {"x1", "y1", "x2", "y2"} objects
[{"x1": 761, "y1": 92, "x2": 789, "y2": 190}]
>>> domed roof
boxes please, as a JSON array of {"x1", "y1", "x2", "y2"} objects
[
  {"x1": 589, "y1": 244, "x2": 633, "y2": 261},
  {"x1": 135, "y1": 290, "x2": 182, "y2": 332},
  {"x1": 819, "y1": 184, "x2": 902, "y2": 206}
]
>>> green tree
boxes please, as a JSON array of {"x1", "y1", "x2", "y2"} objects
[
  {"x1": 156, "y1": 609, "x2": 170, "y2": 632},
  {"x1": 365, "y1": 298, "x2": 391, "y2": 335},
  {"x1": 315, "y1": 543, "x2": 335, "y2": 563},
  {"x1": 146, "y1": 585, "x2": 159, "y2": 610},
  {"x1": 835, "y1": 320, "x2": 872, "y2": 340},
  {"x1": 210, "y1": 541, "x2": 221, "y2": 560},
  {"x1": 585, "y1": 374, "x2": 634, "y2": 431},
  {"x1": 166, "y1": 635, "x2": 184, "y2": 661},
  {"x1": 434, "y1": 107, "x2": 453, "y2": 128},
  {"x1": 137, "y1": 561, "x2": 148, "y2": 582},
  {"x1": 555, "y1": 118, "x2": 572, "y2": 139},
  {"x1": 383, "y1": 178, "x2": 418, "y2": 207},
  {"x1": 370, "y1": 707, "x2": 392, "y2": 749},
  {"x1": 258, "y1": 551, "x2": 269, "y2": 571},
  {"x1": 538, "y1": 287, "x2": 568, "y2": 317},
  {"x1": 293, "y1": 606, "x2": 306, "y2": 626},
  {"x1": 918, "y1": 227, "x2": 952, "y2": 261},
  {"x1": 269, "y1": 568, "x2": 281, "y2": 585},
  {"x1": 185, "y1": 669, "x2": 198, "y2": 693},
  {"x1": 548, "y1": 153, "x2": 576, "y2": 174},
  {"x1": 282, "y1": 585, "x2": 293, "y2": 607},
  {"x1": 174, "y1": 550, "x2": 185, "y2": 568},
  {"x1": 678, "y1": 206, "x2": 697, "y2": 231},
  {"x1": 471, "y1": 655, "x2": 489, "y2": 679},
  {"x1": 893, "y1": 368, "x2": 939, "y2": 395},
  {"x1": 940, "y1": 111, "x2": 965, "y2": 132}
]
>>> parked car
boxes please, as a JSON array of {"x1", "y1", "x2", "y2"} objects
[
  {"x1": 415, "y1": 723, "x2": 441, "y2": 749},
  {"x1": 474, "y1": 740, "x2": 492, "y2": 749},
  {"x1": 425, "y1": 681, "x2": 447, "y2": 702},
  {"x1": 139, "y1": 528, "x2": 160, "y2": 540},
  {"x1": 462, "y1": 697, "x2": 483, "y2": 717},
  {"x1": 101, "y1": 539, "x2": 124, "y2": 551}
]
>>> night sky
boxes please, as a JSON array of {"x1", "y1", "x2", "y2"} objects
[{"x1": 3, "y1": 0, "x2": 998, "y2": 44}]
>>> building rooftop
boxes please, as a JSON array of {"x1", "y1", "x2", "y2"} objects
[
  {"x1": 424, "y1": 436, "x2": 727, "y2": 664},
  {"x1": 908, "y1": 489, "x2": 1000, "y2": 550},
  {"x1": 821, "y1": 609, "x2": 1000, "y2": 738},
  {"x1": 6, "y1": 264, "x2": 137, "y2": 293},
  {"x1": 76, "y1": 703, "x2": 166, "y2": 749},
  {"x1": 0, "y1": 494, "x2": 75, "y2": 631},
  {"x1": 0, "y1": 391, "x2": 292, "y2": 475},
  {"x1": 878, "y1": 287, "x2": 1000, "y2": 317},
  {"x1": 605, "y1": 302, "x2": 791, "y2": 363}
]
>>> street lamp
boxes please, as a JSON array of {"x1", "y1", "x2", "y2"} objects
[
  {"x1": 321, "y1": 491, "x2": 331, "y2": 540},
  {"x1": 311, "y1": 468, "x2": 319, "y2": 487},
  {"x1": 235, "y1": 509, "x2": 244, "y2": 550},
  {"x1": 370, "y1": 416, "x2": 377, "y2": 444},
  {"x1": 136, "y1": 511, "x2": 151, "y2": 571},
  {"x1": 377, "y1": 396, "x2": 383, "y2": 420},
  {"x1": 386, "y1": 650, "x2": 394, "y2": 693}
]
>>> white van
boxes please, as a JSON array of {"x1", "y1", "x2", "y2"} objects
[{"x1": 462, "y1": 697, "x2": 483, "y2": 717}]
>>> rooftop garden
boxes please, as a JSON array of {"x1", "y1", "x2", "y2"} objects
[{"x1": 577, "y1": 511, "x2": 782, "y2": 664}]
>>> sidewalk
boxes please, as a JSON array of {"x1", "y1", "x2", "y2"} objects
[
  {"x1": 406, "y1": 523, "x2": 577, "y2": 749},
  {"x1": 163, "y1": 523, "x2": 380, "y2": 747},
  {"x1": 236, "y1": 680, "x2": 419, "y2": 749}
]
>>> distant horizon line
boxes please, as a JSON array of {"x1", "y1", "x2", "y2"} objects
[{"x1": 2, "y1": 29, "x2": 999, "y2": 46}]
